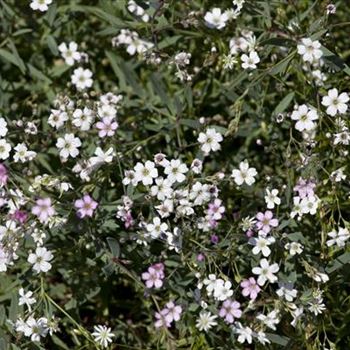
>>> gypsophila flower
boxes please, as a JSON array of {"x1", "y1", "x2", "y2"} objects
[
  {"x1": 72, "y1": 107, "x2": 94, "y2": 130},
  {"x1": 219, "y1": 299, "x2": 242, "y2": 323},
  {"x1": 240, "y1": 277, "x2": 261, "y2": 300},
  {"x1": 164, "y1": 159, "x2": 188, "y2": 184},
  {"x1": 291, "y1": 104, "x2": 319, "y2": 132},
  {"x1": 18, "y1": 288, "x2": 36, "y2": 311},
  {"x1": 252, "y1": 258, "x2": 279, "y2": 286},
  {"x1": 264, "y1": 188, "x2": 281, "y2": 209},
  {"x1": 198, "y1": 128, "x2": 223, "y2": 154},
  {"x1": 56, "y1": 133, "x2": 81, "y2": 159},
  {"x1": 231, "y1": 160, "x2": 257, "y2": 186},
  {"x1": 322, "y1": 88, "x2": 349, "y2": 116},
  {"x1": 257, "y1": 310, "x2": 280, "y2": 330},
  {"x1": 326, "y1": 227, "x2": 350, "y2": 247},
  {"x1": 134, "y1": 161, "x2": 158, "y2": 186},
  {"x1": 0, "y1": 118, "x2": 8, "y2": 137},
  {"x1": 27, "y1": 247, "x2": 53, "y2": 273},
  {"x1": 241, "y1": 51, "x2": 260, "y2": 70},
  {"x1": 32, "y1": 198, "x2": 55, "y2": 223},
  {"x1": 13, "y1": 143, "x2": 37, "y2": 163},
  {"x1": 0, "y1": 139, "x2": 11, "y2": 160},
  {"x1": 276, "y1": 282, "x2": 297, "y2": 302},
  {"x1": 30, "y1": 0, "x2": 52, "y2": 12},
  {"x1": 92, "y1": 325, "x2": 115, "y2": 348},
  {"x1": 285, "y1": 241, "x2": 303, "y2": 255},
  {"x1": 204, "y1": 8, "x2": 228, "y2": 30},
  {"x1": 74, "y1": 194, "x2": 98, "y2": 218},
  {"x1": 58, "y1": 42, "x2": 81, "y2": 66},
  {"x1": 297, "y1": 38, "x2": 323, "y2": 63},
  {"x1": 71, "y1": 67, "x2": 93, "y2": 90}
]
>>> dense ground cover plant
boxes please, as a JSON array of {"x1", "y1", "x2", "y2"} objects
[{"x1": 1, "y1": 0, "x2": 350, "y2": 349}]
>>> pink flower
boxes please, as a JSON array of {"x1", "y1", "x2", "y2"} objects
[
  {"x1": 256, "y1": 210, "x2": 278, "y2": 234},
  {"x1": 74, "y1": 194, "x2": 98, "y2": 218},
  {"x1": 294, "y1": 178, "x2": 316, "y2": 198},
  {"x1": 0, "y1": 163, "x2": 8, "y2": 187},
  {"x1": 219, "y1": 299, "x2": 242, "y2": 323},
  {"x1": 240, "y1": 277, "x2": 261, "y2": 300},
  {"x1": 31, "y1": 198, "x2": 55, "y2": 223},
  {"x1": 154, "y1": 309, "x2": 171, "y2": 328},
  {"x1": 11, "y1": 209, "x2": 28, "y2": 224},
  {"x1": 95, "y1": 117, "x2": 118, "y2": 138},
  {"x1": 142, "y1": 263, "x2": 165, "y2": 289},
  {"x1": 207, "y1": 199, "x2": 225, "y2": 220},
  {"x1": 164, "y1": 301, "x2": 182, "y2": 323}
]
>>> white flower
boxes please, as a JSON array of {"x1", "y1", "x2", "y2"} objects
[
  {"x1": 27, "y1": 247, "x2": 53, "y2": 273},
  {"x1": 203, "y1": 274, "x2": 219, "y2": 296},
  {"x1": 330, "y1": 167, "x2": 346, "y2": 182},
  {"x1": 241, "y1": 51, "x2": 260, "y2": 70},
  {"x1": 189, "y1": 182, "x2": 211, "y2": 206},
  {"x1": 134, "y1": 161, "x2": 158, "y2": 186},
  {"x1": 300, "y1": 196, "x2": 319, "y2": 215},
  {"x1": 146, "y1": 217, "x2": 168, "y2": 239},
  {"x1": 252, "y1": 258, "x2": 279, "y2": 286},
  {"x1": 326, "y1": 227, "x2": 350, "y2": 247},
  {"x1": 291, "y1": 104, "x2": 318, "y2": 132},
  {"x1": 18, "y1": 288, "x2": 36, "y2": 311},
  {"x1": 174, "y1": 52, "x2": 191, "y2": 66},
  {"x1": 284, "y1": 241, "x2": 303, "y2": 256},
  {"x1": 297, "y1": 38, "x2": 323, "y2": 63},
  {"x1": 195, "y1": 311, "x2": 218, "y2": 332},
  {"x1": 92, "y1": 325, "x2": 115, "y2": 348},
  {"x1": 13, "y1": 143, "x2": 37, "y2": 163},
  {"x1": 235, "y1": 323, "x2": 253, "y2": 344},
  {"x1": 198, "y1": 128, "x2": 223, "y2": 154},
  {"x1": 56, "y1": 133, "x2": 82, "y2": 159},
  {"x1": 249, "y1": 236, "x2": 275, "y2": 257},
  {"x1": 164, "y1": 159, "x2": 188, "y2": 184},
  {"x1": 72, "y1": 107, "x2": 94, "y2": 131},
  {"x1": 276, "y1": 283, "x2": 297, "y2": 302},
  {"x1": 290, "y1": 196, "x2": 303, "y2": 219},
  {"x1": 71, "y1": 68, "x2": 93, "y2": 90},
  {"x1": 257, "y1": 310, "x2": 280, "y2": 330},
  {"x1": 213, "y1": 280, "x2": 233, "y2": 301},
  {"x1": 264, "y1": 188, "x2": 281, "y2": 209},
  {"x1": 48, "y1": 109, "x2": 69, "y2": 129},
  {"x1": 58, "y1": 42, "x2": 81, "y2": 66},
  {"x1": 204, "y1": 8, "x2": 229, "y2": 29},
  {"x1": 0, "y1": 139, "x2": 11, "y2": 160},
  {"x1": 24, "y1": 317, "x2": 49, "y2": 341},
  {"x1": 334, "y1": 129, "x2": 350, "y2": 145},
  {"x1": 88, "y1": 147, "x2": 114, "y2": 168},
  {"x1": 231, "y1": 160, "x2": 257, "y2": 186},
  {"x1": 0, "y1": 118, "x2": 8, "y2": 137},
  {"x1": 322, "y1": 88, "x2": 349, "y2": 116},
  {"x1": 150, "y1": 177, "x2": 173, "y2": 201},
  {"x1": 30, "y1": 0, "x2": 52, "y2": 12}
]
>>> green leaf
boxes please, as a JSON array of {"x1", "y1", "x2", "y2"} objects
[
  {"x1": 273, "y1": 92, "x2": 294, "y2": 115},
  {"x1": 0, "y1": 48, "x2": 25, "y2": 74},
  {"x1": 266, "y1": 333, "x2": 290, "y2": 346},
  {"x1": 269, "y1": 51, "x2": 296, "y2": 76},
  {"x1": 106, "y1": 237, "x2": 120, "y2": 258},
  {"x1": 326, "y1": 252, "x2": 350, "y2": 273}
]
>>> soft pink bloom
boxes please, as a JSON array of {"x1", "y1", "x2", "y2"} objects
[
  {"x1": 240, "y1": 277, "x2": 261, "y2": 300},
  {"x1": 294, "y1": 178, "x2": 316, "y2": 198},
  {"x1": 11, "y1": 209, "x2": 28, "y2": 224},
  {"x1": 0, "y1": 163, "x2": 8, "y2": 187},
  {"x1": 256, "y1": 210, "x2": 278, "y2": 234},
  {"x1": 31, "y1": 198, "x2": 55, "y2": 223},
  {"x1": 154, "y1": 309, "x2": 171, "y2": 328},
  {"x1": 142, "y1": 263, "x2": 165, "y2": 289},
  {"x1": 95, "y1": 117, "x2": 118, "y2": 138},
  {"x1": 74, "y1": 194, "x2": 98, "y2": 218},
  {"x1": 219, "y1": 299, "x2": 242, "y2": 323},
  {"x1": 164, "y1": 301, "x2": 182, "y2": 323},
  {"x1": 207, "y1": 198, "x2": 225, "y2": 221}
]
